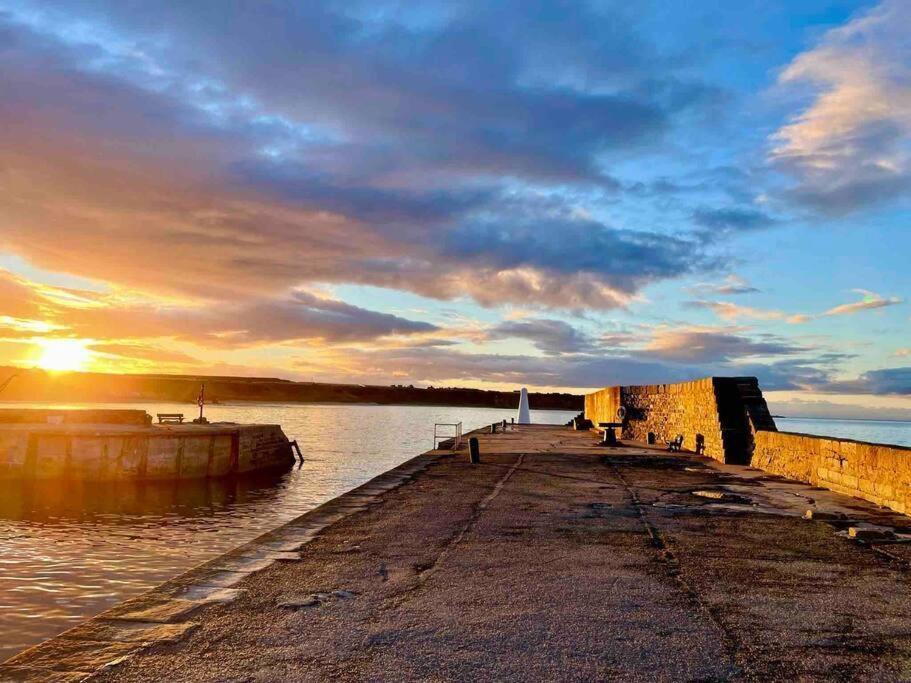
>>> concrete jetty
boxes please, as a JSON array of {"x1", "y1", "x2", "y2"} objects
[
  {"x1": 8, "y1": 424, "x2": 911, "y2": 680},
  {"x1": 0, "y1": 409, "x2": 294, "y2": 481}
]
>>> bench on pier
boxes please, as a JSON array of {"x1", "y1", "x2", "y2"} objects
[
  {"x1": 157, "y1": 413, "x2": 185, "y2": 424},
  {"x1": 666, "y1": 434, "x2": 684, "y2": 452}
]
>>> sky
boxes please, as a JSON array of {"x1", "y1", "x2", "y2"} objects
[{"x1": 0, "y1": 0, "x2": 909, "y2": 418}]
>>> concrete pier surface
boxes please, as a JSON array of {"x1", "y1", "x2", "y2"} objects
[{"x1": 7, "y1": 424, "x2": 911, "y2": 681}]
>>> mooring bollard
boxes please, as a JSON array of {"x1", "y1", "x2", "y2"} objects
[
  {"x1": 469, "y1": 437, "x2": 480, "y2": 464},
  {"x1": 490, "y1": 423, "x2": 497, "y2": 434},
  {"x1": 502, "y1": 419, "x2": 507, "y2": 430}
]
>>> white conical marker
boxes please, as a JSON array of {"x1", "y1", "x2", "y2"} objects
[{"x1": 517, "y1": 387, "x2": 531, "y2": 424}]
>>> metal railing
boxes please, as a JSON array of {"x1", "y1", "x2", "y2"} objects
[{"x1": 433, "y1": 422, "x2": 463, "y2": 450}]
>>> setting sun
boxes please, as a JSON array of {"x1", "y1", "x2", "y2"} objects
[{"x1": 36, "y1": 339, "x2": 92, "y2": 372}]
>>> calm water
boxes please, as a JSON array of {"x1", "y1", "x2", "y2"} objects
[
  {"x1": 0, "y1": 402, "x2": 576, "y2": 660},
  {"x1": 776, "y1": 416, "x2": 911, "y2": 447}
]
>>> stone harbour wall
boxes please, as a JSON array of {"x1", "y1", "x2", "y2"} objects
[
  {"x1": 752, "y1": 430, "x2": 911, "y2": 515},
  {"x1": 585, "y1": 376, "x2": 775, "y2": 464},
  {"x1": 0, "y1": 424, "x2": 293, "y2": 481},
  {"x1": 623, "y1": 378, "x2": 728, "y2": 461}
]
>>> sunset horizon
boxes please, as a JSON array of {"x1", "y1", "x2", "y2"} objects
[{"x1": 1, "y1": 2, "x2": 909, "y2": 422}]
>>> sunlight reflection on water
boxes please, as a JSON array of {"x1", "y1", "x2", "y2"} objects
[{"x1": 0, "y1": 402, "x2": 576, "y2": 660}]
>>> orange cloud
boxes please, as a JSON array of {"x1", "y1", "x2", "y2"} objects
[{"x1": 823, "y1": 289, "x2": 903, "y2": 316}]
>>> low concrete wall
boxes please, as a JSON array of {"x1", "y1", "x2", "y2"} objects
[
  {"x1": 585, "y1": 377, "x2": 775, "y2": 464},
  {"x1": 0, "y1": 424, "x2": 293, "y2": 481},
  {"x1": 751, "y1": 430, "x2": 911, "y2": 515}
]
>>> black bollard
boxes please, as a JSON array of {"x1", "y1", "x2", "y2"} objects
[
  {"x1": 490, "y1": 423, "x2": 497, "y2": 434},
  {"x1": 469, "y1": 437, "x2": 480, "y2": 464}
]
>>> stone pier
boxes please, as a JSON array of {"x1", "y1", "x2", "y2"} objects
[
  {"x1": 0, "y1": 410, "x2": 294, "y2": 481},
  {"x1": 8, "y1": 424, "x2": 911, "y2": 680}
]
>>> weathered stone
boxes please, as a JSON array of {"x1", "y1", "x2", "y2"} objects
[
  {"x1": 0, "y1": 666, "x2": 92, "y2": 682},
  {"x1": 111, "y1": 599, "x2": 202, "y2": 623},
  {"x1": 187, "y1": 570, "x2": 250, "y2": 588},
  {"x1": 278, "y1": 595, "x2": 320, "y2": 609},
  {"x1": 1, "y1": 639, "x2": 138, "y2": 673},
  {"x1": 214, "y1": 557, "x2": 275, "y2": 573},
  {"x1": 63, "y1": 620, "x2": 197, "y2": 644},
  {"x1": 176, "y1": 586, "x2": 244, "y2": 602}
]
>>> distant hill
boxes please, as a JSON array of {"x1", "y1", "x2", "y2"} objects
[{"x1": 0, "y1": 367, "x2": 583, "y2": 412}]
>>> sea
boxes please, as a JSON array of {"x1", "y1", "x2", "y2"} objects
[
  {"x1": 774, "y1": 416, "x2": 911, "y2": 448},
  {"x1": 0, "y1": 403, "x2": 907, "y2": 660}
]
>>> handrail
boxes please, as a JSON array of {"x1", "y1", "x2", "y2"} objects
[{"x1": 433, "y1": 421, "x2": 462, "y2": 450}]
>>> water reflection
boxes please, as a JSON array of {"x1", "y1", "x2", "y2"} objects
[
  {"x1": 0, "y1": 469, "x2": 293, "y2": 522},
  {"x1": 0, "y1": 402, "x2": 576, "y2": 660}
]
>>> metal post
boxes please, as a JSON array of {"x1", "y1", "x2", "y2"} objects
[
  {"x1": 469, "y1": 437, "x2": 480, "y2": 464},
  {"x1": 196, "y1": 383, "x2": 207, "y2": 424}
]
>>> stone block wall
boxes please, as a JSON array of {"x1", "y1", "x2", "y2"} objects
[
  {"x1": 0, "y1": 424, "x2": 293, "y2": 481},
  {"x1": 585, "y1": 377, "x2": 775, "y2": 464},
  {"x1": 237, "y1": 425, "x2": 293, "y2": 473},
  {"x1": 752, "y1": 431, "x2": 911, "y2": 515}
]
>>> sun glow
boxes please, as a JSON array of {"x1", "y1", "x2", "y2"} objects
[{"x1": 36, "y1": 339, "x2": 92, "y2": 372}]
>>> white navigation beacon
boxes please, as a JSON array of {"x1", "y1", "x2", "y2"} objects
[{"x1": 516, "y1": 387, "x2": 531, "y2": 424}]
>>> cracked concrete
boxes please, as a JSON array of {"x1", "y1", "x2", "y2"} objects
[{"x1": 7, "y1": 425, "x2": 911, "y2": 681}]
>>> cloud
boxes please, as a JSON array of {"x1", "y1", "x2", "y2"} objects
[
  {"x1": 440, "y1": 218, "x2": 711, "y2": 308},
  {"x1": 89, "y1": 343, "x2": 200, "y2": 365},
  {"x1": 729, "y1": 358, "x2": 842, "y2": 392},
  {"x1": 691, "y1": 207, "x2": 775, "y2": 233},
  {"x1": 769, "y1": 0, "x2": 911, "y2": 212},
  {"x1": 641, "y1": 326, "x2": 805, "y2": 363},
  {"x1": 684, "y1": 300, "x2": 807, "y2": 324},
  {"x1": 0, "y1": 269, "x2": 438, "y2": 348},
  {"x1": 687, "y1": 275, "x2": 759, "y2": 296},
  {"x1": 822, "y1": 289, "x2": 902, "y2": 317},
  {"x1": 294, "y1": 344, "x2": 700, "y2": 390},
  {"x1": 289, "y1": 325, "x2": 845, "y2": 393},
  {"x1": 488, "y1": 318, "x2": 594, "y2": 355},
  {"x1": 822, "y1": 367, "x2": 911, "y2": 395},
  {"x1": 0, "y1": 2, "x2": 725, "y2": 312},
  {"x1": 687, "y1": 289, "x2": 901, "y2": 324}
]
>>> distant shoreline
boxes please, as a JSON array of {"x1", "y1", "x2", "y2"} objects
[
  {"x1": 777, "y1": 415, "x2": 911, "y2": 424},
  {"x1": 0, "y1": 398, "x2": 576, "y2": 412},
  {"x1": 0, "y1": 366, "x2": 584, "y2": 412}
]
